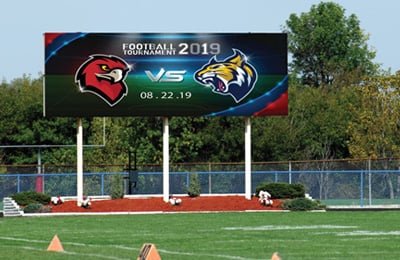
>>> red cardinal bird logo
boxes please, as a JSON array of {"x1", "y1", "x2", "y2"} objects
[{"x1": 75, "y1": 55, "x2": 130, "y2": 106}]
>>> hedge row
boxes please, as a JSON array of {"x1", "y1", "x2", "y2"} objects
[
  {"x1": 255, "y1": 182, "x2": 305, "y2": 199},
  {"x1": 11, "y1": 191, "x2": 51, "y2": 206}
]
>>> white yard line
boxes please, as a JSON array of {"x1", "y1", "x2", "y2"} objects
[
  {"x1": 335, "y1": 230, "x2": 400, "y2": 236},
  {"x1": 223, "y1": 225, "x2": 358, "y2": 231}
]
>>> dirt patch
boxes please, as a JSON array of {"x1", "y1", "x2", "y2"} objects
[{"x1": 50, "y1": 196, "x2": 283, "y2": 213}]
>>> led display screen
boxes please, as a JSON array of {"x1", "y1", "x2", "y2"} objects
[{"x1": 44, "y1": 33, "x2": 287, "y2": 117}]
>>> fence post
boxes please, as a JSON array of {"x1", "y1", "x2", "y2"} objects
[
  {"x1": 101, "y1": 173, "x2": 105, "y2": 196},
  {"x1": 17, "y1": 175, "x2": 20, "y2": 193},
  {"x1": 186, "y1": 172, "x2": 190, "y2": 191},
  {"x1": 360, "y1": 170, "x2": 364, "y2": 207},
  {"x1": 368, "y1": 159, "x2": 372, "y2": 206},
  {"x1": 208, "y1": 163, "x2": 212, "y2": 194}
]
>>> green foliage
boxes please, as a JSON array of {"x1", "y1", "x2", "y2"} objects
[
  {"x1": 347, "y1": 75, "x2": 400, "y2": 159},
  {"x1": 346, "y1": 75, "x2": 400, "y2": 199},
  {"x1": 282, "y1": 197, "x2": 326, "y2": 211},
  {"x1": 0, "y1": 76, "x2": 77, "y2": 164},
  {"x1": 284, "y1": 2, "x2": 377, "y2": 87},
  {"x1": 23, "y1": 203, "x2": 52, "y2": 213},
  {"x1": 197, "y1": 117, "x2": 244, "y2": 162},
  {"x1": 170, "y1": 117, "x2": 206, "y2": 163},
  {"x1": 11, "y1": 191, "x2": 51, "y2": 206},
  {"x1": 186, "y1": 173, "x2": 201, "y2": 197},
  {"x1": 255, "y1": 182, "x2": 305, "y2": 199},
  {"x1": 84, "y1": 117, "x2": 166, "y2": 166},
  {"x1": 252, "y1": 83, "x2": 355, "y2": 161},
  {"x1": 110, "y1": 173, "x2": 124, "y2": 199}
]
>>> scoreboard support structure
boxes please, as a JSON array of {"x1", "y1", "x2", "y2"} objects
[
  {"x1": 163, "y1": 117, "x2": 170, "y2": 202},
  {"x1": 74, "y1": 116, "x2": 253, "y2": 203},
  {"x1": 245, "y1": 117, "x2": 252, "y2": 200},
  {"x1": 76, "y1": 117, "x2": 83, "y2": 206}
]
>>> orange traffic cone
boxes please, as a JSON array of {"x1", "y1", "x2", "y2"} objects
[
  {"x1": 47, "y1": 234, "x2": 64, "y2": 252},
  {"x1": 271, "y1": 252, "x2": 281, "y2": 260},
  {"x1": 137, "y1": 243, "x2": 161, "y2": 260}
]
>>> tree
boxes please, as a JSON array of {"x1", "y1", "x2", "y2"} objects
[
  {"x1": 252, "y1": 78, "x2": 307, "y2": 162},
  {"x1": 0, "y1": 76, "x2": 78, "y2": 164},
  {"x1": 253, "y1": 77, "x2": 354, "y2": 162},
  {"x1": 347, "y1": 74, "x2": 400, "y2": 198},
  {"x1": 284, "y1": 2, "x2": 377, "y2": 87},
  {"x1": 110, "y1": 173, "x2": 124, "y2": 199},
  {"x1": 198, "y1": 117, "x2": 244, "y2": 162},
  {"x1": 86, "y1": 117, "x2": 164, "y2": 166},
  {"x1": 347, "y1": 75, "x2": 400, "y2": 159},
  {"x1": 186, "y1": 173, "x2": 201, "y2": 197},
  {"x1": 169, "y1": 117, "x2": 206, "y2": 163}
]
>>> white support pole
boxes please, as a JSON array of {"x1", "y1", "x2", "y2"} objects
[
  {"x1": 77, "y1": 118, "x2": 84, "y2": 206},
  {"x1": 163, "y1": 117, "x2": 170, "y2": 202},
  {"x1": 245, "y1": 117, "x2": 252, "y2": 200}
]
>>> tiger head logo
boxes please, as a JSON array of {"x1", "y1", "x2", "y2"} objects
[{"x1": 194, "y1": 49, "x2": 258, "y2": 103}]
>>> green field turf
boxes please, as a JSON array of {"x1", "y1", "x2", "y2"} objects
[
  {"x1": 1, "y1": 211, "x2": 400, "y2": 259},
  {"x1": 322, "y1": 199, "x2": 400, "y2": 206}
]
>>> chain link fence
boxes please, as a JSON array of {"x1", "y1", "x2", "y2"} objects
[{"x1": 1, "y1": 158, "x2": 400, "y2": 206}]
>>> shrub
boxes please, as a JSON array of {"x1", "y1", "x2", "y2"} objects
[
  {"x1": 282, "y1": 198, "x2": 326, "y2": 211},
  {"x1": 290, "y1": 183, "x2": 306, "y2": 198},
  {"x1": 110, "y1": 173, "x2": 124, "y2": 199},
  {"x1": 23, "y1": 203, "x2": 52, "y2": 213},
  {"x1": 255, "y1": 182, "x2": 305, "y2": 199},
  {"x1": 187, "y1": 173, "x2": 201, "y2": 197},
  {"x1": 11, "y1": 191, "x2": 51, "y2": 206}
]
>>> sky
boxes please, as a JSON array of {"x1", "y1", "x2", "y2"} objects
[{"x1": 1, "y1": 0, "x2": 399, "y2": 81}]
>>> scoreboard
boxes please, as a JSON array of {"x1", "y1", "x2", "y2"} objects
[{"x1": 44, "y1": 33, "x2": 287, "y2": 117}]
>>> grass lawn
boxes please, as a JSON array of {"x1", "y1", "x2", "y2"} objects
[
  {"x1": 322, "y1": 198, "x2": 400, "y2": 206},
  {"x1": 0, "y1": 211, "x2": 400, "y2": 259}
]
